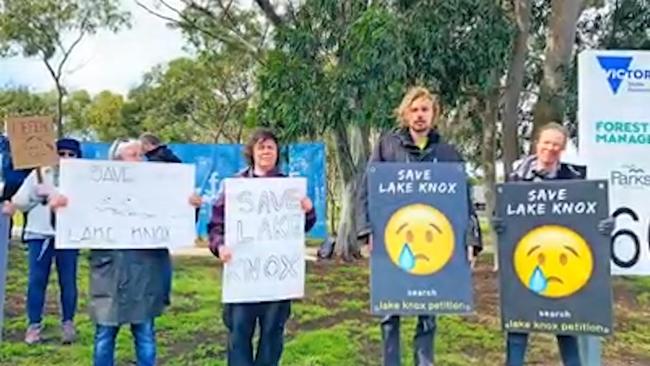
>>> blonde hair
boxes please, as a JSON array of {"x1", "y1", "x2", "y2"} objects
[
  {"x1": 108, "y1": 138, "x2": 141, "y2": 161},
  {"x1": 535, "y1": 122, "x2": 569, "y2": 148},
  {"x1": 395, "y1": 87, "x2": 441, "y2": 127}
]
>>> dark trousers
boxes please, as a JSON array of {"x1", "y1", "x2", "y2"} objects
[
  {"x1": 381, "y1": 315, "x2": 436, "y2": 366},
  {"x1": 506, "y1": 332, "x2": 581, "y2": 366},
  {"x1": 222, "y1": 300, "x2": 291, "y2": 366}
]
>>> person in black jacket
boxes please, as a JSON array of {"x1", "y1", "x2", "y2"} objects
[
  {"x1": 140, "y1": 133, "x2": 182, "y2": 163},
  {"x1": 357, "y1": 86, "x2": 482, "y2": 366},
  {"x1": 139, "y1": 133, "x2": 185, "y2": 307},
  {"x1": 493, "y1": 122, "x2": 614, "y2": 366}
]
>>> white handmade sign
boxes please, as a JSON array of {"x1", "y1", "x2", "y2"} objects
[
  {"x1": 222, "y1": 177, "x2": 307, "y2": 303},
  {"x1": 55, "y1": 159, "x2": 197, "y2": 249}
]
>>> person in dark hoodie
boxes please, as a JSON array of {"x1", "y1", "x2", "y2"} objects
[
  {"x1": 139, "y1": 132, "x2": 188, "y2": 306},
  {"x1": 139, "y1": 133, "x2": 181, "y2": 163},
  {"x1": 2, "y1": 138, "x2": 82, "y2": 345},
  {"x1": 357, "y1": 86, "x2": 482, "y2": 366},
  {"x1": 208, "y1": 128, "x2": 317, "y2": 366}
]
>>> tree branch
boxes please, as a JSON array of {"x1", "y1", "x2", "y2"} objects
[
  {"x1": 56, "y1": 28, "x2": 86, "y2": 80},
  {"x1": 254, "y1": 0, "x2": 285, "y2": 27}
]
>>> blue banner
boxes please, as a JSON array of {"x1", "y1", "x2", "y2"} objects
[{"x1": 80, "y1": 142, "x2": 327, "y2": 239}]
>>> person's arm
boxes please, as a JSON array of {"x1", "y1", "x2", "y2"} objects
[
  {"x1": 11, "y1": 170, "x2": 41, "y2": 212},
  {"x1": 356, "y1": 137, "x2": 384, "y2": 239},
  {"x1": 207, "y1": 191, "x2": 226, "y2": 258},
  {"x1": 305, "y1": 206, "x2": 316, "y2": 232}
]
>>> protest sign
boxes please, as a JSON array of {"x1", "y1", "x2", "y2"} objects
[
  {"x1": 222, "y1": 177, "x2": 307, "y2": 303},
  {"x1": 55, "y1": 159, "x2": 196, "y2": 249},
  {"x1": 5, "y1": 116, "x2": 58, "y2": 169},
  {"x1": 496, "y1": 180, "x2": 612, "y2": 336},
  {"x1": 368, "y1": 162, "x2": 472, "y2": 316}
]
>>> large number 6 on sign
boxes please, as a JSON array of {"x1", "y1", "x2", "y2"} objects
[{"x1": 611, "y1": 207, "x2": 641, "y2": 268}]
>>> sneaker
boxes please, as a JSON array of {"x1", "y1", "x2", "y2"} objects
[
  {"x1": 25, "y1": 324, "x2": 42, "y2": 344},
  {"x1": 61, "y1": 320, "x2": 76, "y2": 344}
]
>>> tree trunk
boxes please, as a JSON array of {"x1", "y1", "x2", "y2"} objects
[
  {"x1": 481, "y1": 72, "x2": 500, "y2": 269},
  {"x1": 502, "y1": 0, "x2": 531, "y2": 177},
  {"x1": 332, "y1": 122, "x2": 370, "y2": 261},
  {"x1": 55, "y1": 81, "x2": 64, "y2": 138},
  {"x1": 531, "y1": 0, "x2": 585, "y2": 133}
]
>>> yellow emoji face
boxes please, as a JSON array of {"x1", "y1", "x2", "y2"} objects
[
  {"x1": 384, "y1": 204, "x2": 455, "y2": 275},
  {"x1": 513, "y1": 225, "x2": 593, "y2": 298}
]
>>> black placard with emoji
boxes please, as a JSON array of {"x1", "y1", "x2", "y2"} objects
[
  {"x1": 496, "y1": 180, "x2": 613, "y2": 336},
  {"x1": 367, "y1": 162, "x2": 473, "y2": 316}
]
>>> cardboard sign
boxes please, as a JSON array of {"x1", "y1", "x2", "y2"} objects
[
  {"x1": 6, "y1": 116, "x2": 58, "y2": 169},
  {"x1": 368, "y1": 162, "x2": 473, "y2": 316},
  {"x1": 496, "y1": 180, "x2": 613, "y2": 336},
  {"x1": 221, "y1": 177, "x2": 307, "y2": 303}
]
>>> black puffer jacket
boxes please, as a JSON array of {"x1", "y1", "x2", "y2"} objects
[
  {"x1": 145, "y1": 145, "x2": 181, "y2": 163},
  {"x1": 357, "y1": 127, "x2": 483, "y2": 253}
]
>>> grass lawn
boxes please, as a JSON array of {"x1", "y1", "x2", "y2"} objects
[{"x1": 1, "y1": 243, "x2": 650, "y2": 365}]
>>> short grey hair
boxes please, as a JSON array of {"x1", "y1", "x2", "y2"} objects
[{"x1": 108, "y1": 138, "x2": 141, "y2": 160}]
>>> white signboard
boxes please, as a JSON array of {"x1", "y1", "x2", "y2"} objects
[
  {"x1": 56, "y1": 159, "x2": 197, "y2": 249},
  {"x1": 222, "y1": 177, "x2": 306, "y2": 303},
  {"x1": 579, "y1": 49, "x2": 650, "y2": 275}
]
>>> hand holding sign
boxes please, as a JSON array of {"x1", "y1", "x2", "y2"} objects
[{"x1": 49, "y1": 194, "x2": 68, "y2": 210}]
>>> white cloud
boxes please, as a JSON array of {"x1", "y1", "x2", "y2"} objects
[{"x1": 0, "y1": 0, "x2": 191, "y2": 95}]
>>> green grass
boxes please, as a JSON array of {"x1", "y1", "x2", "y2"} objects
[{"x1": 2, "y1": 244, "x2": 650, "y2": 365}]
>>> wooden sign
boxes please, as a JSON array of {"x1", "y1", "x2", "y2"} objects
[{"x1": 6, "y1": 116, "x2": 58, "y2": 169}]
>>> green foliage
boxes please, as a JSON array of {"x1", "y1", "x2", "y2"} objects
[
  {"x1": 256, "y1": 0, "x2": 512, "y2": 143},
  {"x1": 0, "y1": 0, "x2": 130, "y2": 59},
  {"x1": 0, "y1": 87, "x2": 52, "y2": 123}
]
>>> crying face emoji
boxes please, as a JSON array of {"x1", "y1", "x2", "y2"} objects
[
  {"x1": 384, "y1": 204, "x2": 455, "y2": 276},
  {"x1": 513, "y1": 225, "x2": 593, "y2": 298}
]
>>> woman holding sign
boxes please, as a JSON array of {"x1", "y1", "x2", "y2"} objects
[
  {"x1": 49, "y1": 138, "x2": 202, "y2": 366},
  {"x1": 2, "y1": 138, "x2": 82, "y2": 345},
  {"x1": 493, "y1": 122, "x2": 614, "y2": 366},
  {"x1": 208, "y1": 128, "x2": 316, "y2": 366}
]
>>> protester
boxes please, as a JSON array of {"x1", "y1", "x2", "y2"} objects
[
  {"x1": 49, "y1": 138, "x2": 201, "y2": 366},
  {"x1": 139, "y1": 132, "x2": 184, "y2": 307},
  {"x1": 0, "y1": 135, "x2": 32, "y2": 240},
  {"x1": 492, "y1": 122, "x2": 615, "y2": 366},
  {"x1": 140, "y1": 133, "x2": 181, "y2": 163},
  {"x1": 357, "y1": 86, "x2": 482, "y2": 366},
  {"x1": 208, "y1": 128, "x2": 316, "y2": 366},
  {"x1": 1, "y1": 138, "x2": 82, "y2": 344}
]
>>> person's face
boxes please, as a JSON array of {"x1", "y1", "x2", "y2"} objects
[
  {"x1": 253, "y1": 138, "x2": 278, "y2": 171},
  {"x1": 120, "y1": 144, "x2": 143, "y2": 162},
  {"x1": 405, "y1": 97, "x2": 435, "y2": 134},
  {"x1": 58, "y1": 149, "x2": 78, "y2": 159},
  {"x1": 535, "y1": 129, "x2": 566, "y2": 166},
  {"x1": 140, "y1": 140, "x2": 154, "y2": 153}
]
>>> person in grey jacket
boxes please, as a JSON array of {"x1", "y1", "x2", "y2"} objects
[
  {"x1": 357, "y1": 86, "x2": 482, "y2": 366},
  {"x1": 492, "y1": 122, "x2": 615, "y2": 366},
  {"x1": 49, "y1": 138, "x2": 202, "y2": 366}
]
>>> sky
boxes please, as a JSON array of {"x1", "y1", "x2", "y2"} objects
[{"x1": 0, "y1": 0, "x2": 196, "y2": 95}]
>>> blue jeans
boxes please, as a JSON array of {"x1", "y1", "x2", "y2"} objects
[
  {"x1": 93, "y1": 319, "x2": 156, "y2": 366},
  {"x1": 26, "y1": 239, "x2": 78, "y2": 325},
  {"x1": 223, "y1": 300, "x2": 291, "y2": 366},
  {"x1": 381, "y1": 315, "x2": 436, "y2": 366},
  {"x1": 506, "y1": 332, "x2": 581, "y2": 366}
]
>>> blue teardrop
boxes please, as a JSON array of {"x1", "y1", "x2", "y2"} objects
[
  {"x1": 399, "y1": 243, "x2": 416, "y2": 271},
  {"x1": 528, "y1": 266, "x2": 547, "y2": 294}
]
